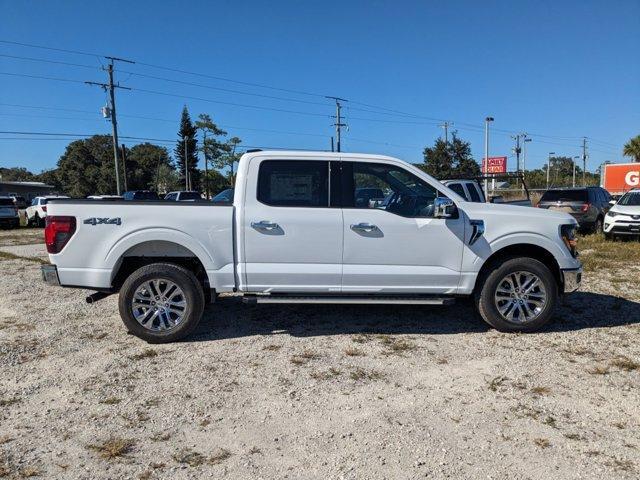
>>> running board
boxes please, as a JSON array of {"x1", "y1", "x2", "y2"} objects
[{"x1": 242, "y1": 295, "x2": 455, "y2": 305}]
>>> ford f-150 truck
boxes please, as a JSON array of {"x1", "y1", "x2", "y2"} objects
[{"x1": 41, "y1": 151, "x2": 582, "y2": 343}]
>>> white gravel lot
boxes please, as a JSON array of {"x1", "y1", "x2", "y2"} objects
[{"x1": 1, "y1": 232, "x2": 639, "y2": 479}]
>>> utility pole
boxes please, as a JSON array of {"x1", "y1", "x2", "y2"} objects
[
  {"x1": 202, "y1": 130, "x2": 208, "y2": 198},
  {"x1": 440, "y1": 121, "x2": 453, "y2": 144},
  {"x1": 572, "y1": 155, "x2": 580, "y2": 187},
  {"x1": 547, "y1": 152, "x2": 555, "y2": 189},
  {"x1": 120, "y1": 144, "x2": 128, "y2": 192},
  {"x1": 582, "y1": 137, "x2": 588, "y2": 186},
  {"x1": 85, "y1": 56, "x2": 134, "y2": 196},
  {"x1": 522, "y1": 136, "x2": 531, "y2": 192},
  {"x1": 484, "y1": 117, "x2": 494, "y2": 200},
  {"x1": 184, "y1": 137, "x2": 189, "y2": 191},
  {"x1": 512, "y1": 133, "x2": 522, "y2": 189},
  {"x1": 326, "y1": 96, "x2": 348, "y2": 152}
]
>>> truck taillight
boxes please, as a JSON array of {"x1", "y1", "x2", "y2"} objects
[
  {"x1": 581, "y1": 203, "x2": 590, "y2": 212},
  {"x1": 44, "y1": 216, "x2": 76, "y2": 254}
]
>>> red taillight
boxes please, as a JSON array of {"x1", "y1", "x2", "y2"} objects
[
  {"x1": 581, "y1": 203, "x2": 590, "y2": 212},
  {"x1": 44, "y1": 216, "x2": 76, "y2": 254}
]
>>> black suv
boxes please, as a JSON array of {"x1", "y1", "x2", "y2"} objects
[{"x1": 538, "y1": 186, "x2": 612, "y2": 232}]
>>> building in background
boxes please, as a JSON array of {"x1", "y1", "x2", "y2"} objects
[{"x1": 0, "y1": 180, "x2": 57, "y2": 201}]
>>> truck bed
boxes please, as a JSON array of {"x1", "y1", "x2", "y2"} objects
[{"x1": 46, "y1": 199, "x2": 235, "y2": 291}]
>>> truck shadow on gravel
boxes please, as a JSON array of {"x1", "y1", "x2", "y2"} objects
[{"x1": 187, "y1": 292, "x2": 640, "y2": 342}]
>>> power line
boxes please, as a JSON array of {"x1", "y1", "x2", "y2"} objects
[{"x1": 0, "y1": 53, "x2": 102, "y2": 70}]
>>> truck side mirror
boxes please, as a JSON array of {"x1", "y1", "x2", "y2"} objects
[
  {"x1": 609, "y1": 199, "x2": 616, "y2": 206},
  {"x1": 434, "y1": 197, "x2": 456, "y2": 218}
]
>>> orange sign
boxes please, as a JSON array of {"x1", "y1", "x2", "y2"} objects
[
  {"x1": 602, "y1": 163, "x2": 640, "y2": 194},
  {"x1": 482, "y1": 156, "x2": 507, "y2": 174}
]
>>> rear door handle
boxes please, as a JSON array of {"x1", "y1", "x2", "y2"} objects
[
  {"x1": 251, "y1": 220, "x2": 279, "y2": 230},
  {"x1": 350, "y1": 222, "x2": 378, "y2": 232}
]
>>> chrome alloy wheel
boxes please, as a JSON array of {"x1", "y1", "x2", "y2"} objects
[
  {"x1": 494, "y1": 271, "x2": 547, "y2": 323},
  {"x1": 131, "y1": 279, "x2": 187, "y2": 332}
]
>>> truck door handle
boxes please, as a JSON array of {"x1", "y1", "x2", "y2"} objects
[
  {"x1": 350, "y1": 222, "x2": 378, "y2": 232},
  {"x1": 251, "y1": 220, "x2": 279, "y2": 230}
]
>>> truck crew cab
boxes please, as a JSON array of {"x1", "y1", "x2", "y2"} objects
[{"x1": 41, "y1": 151, "x2": 582, "y2": 343}]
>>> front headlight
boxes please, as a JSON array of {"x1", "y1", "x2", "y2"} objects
[
  {"x1": 560, "y1": 224, "x2": 578, "y2": 257},
  {"x1": 606, "y1": 211, "x2": 617, "y2": 218}
]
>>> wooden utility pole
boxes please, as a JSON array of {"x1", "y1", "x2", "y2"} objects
[
  {"x1": 85, "y1": 56, "x2": 134, "y2": 195},
  {"x1": 326, "y1": 96, "x2": 348, "y2": 152}
]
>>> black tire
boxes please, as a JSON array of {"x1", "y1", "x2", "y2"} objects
[
  {"x1": 118, "y1": 262, "x2": 205, "y2": 343},
  {"x1": 604, "y1": 232, "x2": 613, "y2": 241},
  {"x1": 475, "y1": 256, "x2": 559, "y2": 332},
  {"x1": 593, "y1": 216, "x2": 603, "y2": 234}
]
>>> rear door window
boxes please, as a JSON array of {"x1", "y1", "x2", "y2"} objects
[
  {"x1": 257, "y1": 160, "x2": 329, "y2": 207},
  {"x1": 467, "y1": 183, "x2": 482, "y2": 202},
  {"x1": 447, "y1": 183, "x2": 467, "y2": 199}
]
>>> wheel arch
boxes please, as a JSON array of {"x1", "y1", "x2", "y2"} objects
[{"x1": 472, "y1": 243, "x2": 562, "y2": 294}]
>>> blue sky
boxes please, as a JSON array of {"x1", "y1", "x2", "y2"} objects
[{"x1": 1, "y1": 0, "x2": 638, "y2": 173}]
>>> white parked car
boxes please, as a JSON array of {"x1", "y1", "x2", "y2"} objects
[
  {"x1": 41, "y1": 151, "x2": 582, "y2": 342},
  {"x1": 604, "y1": 189, "x2": 640, "y2": 239},
  {"x1": 164, "y1": 191, "x2": 202, "y2": 201},
  {"x1": 25, "y1": 195, "x2": 69, "y2": 227}
]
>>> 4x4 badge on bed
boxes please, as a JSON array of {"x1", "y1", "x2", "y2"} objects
[{"x1": 83, "y1": 217, "x2": 121, "y2": 226}]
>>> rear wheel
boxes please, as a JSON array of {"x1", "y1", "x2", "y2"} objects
[
  {"x1": 118, "y1": 263, "x2": 205, "y2": 343},
  {"x1": 475, "y1": 257, "x2": 559, "y2": 332}
]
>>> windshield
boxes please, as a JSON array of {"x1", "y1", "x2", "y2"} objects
[
  {"x1": 212, "y1": 189, "x2": 233, "y2": 202},
  {"x1": 134, "y1": 192, "x2": 159, "y2": 200},
  {"x1": 0, "y1": 198, "x2": 14, "y2": 206},
  {"x1": 540, "y1": 189, "x2": 587, "y2": 202},
  {"x1": 618, "y1": 191, "x2": 640, "y2": 206}
]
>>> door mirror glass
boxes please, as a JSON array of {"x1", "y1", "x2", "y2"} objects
[
  {"x1": 434, "y1": 197, "x2": 456, "y2": 218},
  {"x1": 609, "y1": 199, "x2": 616, "y2": 206}
]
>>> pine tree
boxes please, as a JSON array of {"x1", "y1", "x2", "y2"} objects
[
  {"x1": 420, "y1": 138, "x2": 454, "y2": 179},
  {"x1": 174, "y1": 106, "x2": 199, "y2": 191},
  {"x1": 419, "y1": 133, "x2": 480, "y2": 179}
]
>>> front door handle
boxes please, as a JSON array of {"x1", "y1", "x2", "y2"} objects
[
  {"x1": 350, "y1": 222, "x2": 378, "y2": 233},
  {"x1": 251, "y1": 220, "x2": 279, "y2": 230}
]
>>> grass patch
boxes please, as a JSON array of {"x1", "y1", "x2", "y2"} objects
[
  {"x1": 0, "y1": 251, "x2": 48, "y2": 265},
  {"x1": 530, "y1": 386, "x2": 551, "y2": 396},
  {"x1": 379, "y1": 336, "x2": 417, "y2": 355},
  {"x1": 578, "y1": 233, "x2": 640, "y2": 272},
  {"x1": 130, "y1": 348, "x2": 159, "y2": 360},
  {"x1": 349, "y1": 367, "x2": 384, "y2": 382},
  {"x1": 100, "y1": 397, "x2": 121, "y2": 405},
  {"x1": 310, "y1": 367, "x2": 342, "y2": 380},
  {"x1": 587, "y1": 364, "x2": 610, "y2": 375},
  {"x1": 209, "y1": 448, "x2": 232, "y2": 465},
  {"x1": 533, "y1": 438, "x2": 551, "y2": 448},
  {"x1": 173, "y1": 448, "x2": 207, "y2": 467},
  {"x1": 19, "y1": 466, "x2": 40, "y2": 477},
  {"x1": 88, "y1": 437, "x2": 135, "y2": 459},
  {"x1": 610, "y1": 356, "x2": 639, "y2": 371},
  {"x1": 0, "y1": 397, "x2": 20, "y2": 407},
  {"x1": 344, "y1": 347, "x2": 365, "y2": 357},
  {"x1": 488, "y1": 376, "x2": 508, "y2": 392},
  {"x1": 262, "y1": 344, "x2": 281, "y2": 351},
  {"x1": 290, "y1": 350, "x2": 320, "y2": 365}
]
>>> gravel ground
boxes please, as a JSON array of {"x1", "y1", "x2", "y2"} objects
[{"x1": 1, "y1": 230, "x2": 639, "y2": 479}]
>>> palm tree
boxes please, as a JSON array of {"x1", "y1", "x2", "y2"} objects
[{"x1": 623, "y1": 135, "x2": 640, "y2": 162}]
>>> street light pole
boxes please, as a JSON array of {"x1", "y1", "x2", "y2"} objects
[
  {"x1": 484, "y1": 116, "x2": 494, "y2": 201},
  {"x1": 546, "y1": 152, "x2": 555, "y2": 189}
]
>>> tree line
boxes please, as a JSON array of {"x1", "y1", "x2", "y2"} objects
[
  {"x1": 0, "y1": 106, "x2": 241, "y2": 198},
  {"x1": 2, "y1": 122, "x2": 638, "y2": 196}
]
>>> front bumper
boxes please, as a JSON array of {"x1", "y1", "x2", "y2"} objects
[
  {"x1": 41, "y1": 264, "x2": 60, "y2": 286},
  {"x1": 0, "y1": 217, "x2": 20, "y2": 227},
  {"x1": 561, "y1": 267, "x2": 582, "y2": 293},
  {"x1": 604, "y1": 217, "x2": 640, "y2": 235}
]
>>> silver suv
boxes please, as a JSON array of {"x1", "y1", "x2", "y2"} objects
[{"x1": 538, "y1": 186, "x2": 612, "y2": 232}]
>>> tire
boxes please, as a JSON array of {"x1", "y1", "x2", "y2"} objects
[
  {"x1": 475, "y1": 256, "x2": 559, "y2": 332},
  {"x1": 593, "y1": 216, "x2": 603, "y2": 234},
  {"x1": 604, "y1": 232, "x2": 613, "y2": 241},
  {"x1": 118, "y1": 263, "x2": 205, "y2": 343}
]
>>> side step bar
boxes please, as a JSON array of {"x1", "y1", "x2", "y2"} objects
[{"x1": 242, "y1": 295, "x2": 455, "y2": 305}]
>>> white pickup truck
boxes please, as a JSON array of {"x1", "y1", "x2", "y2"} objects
[{"x1": 42, "y1": 151, "x2": 582, "y2": 343}]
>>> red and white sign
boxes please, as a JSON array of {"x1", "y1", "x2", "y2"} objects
[
  {"x1": 482, "y1": 156, "x2": 507, "y2": 174},
  {"x1": 602, "y1": 162, "x2": 640, "y2": 195}
]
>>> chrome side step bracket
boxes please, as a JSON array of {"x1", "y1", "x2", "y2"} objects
[{"x1": 242, "y1": 295, "x2": 455, "y2": 305}]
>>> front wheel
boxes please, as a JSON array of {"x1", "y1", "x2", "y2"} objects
[
  {"x1": 118, "y1": 263, "x2": 205, "y2": 343},
  {"x1": 475, "y1": 257, "x2": 559, "y2": 332}
]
